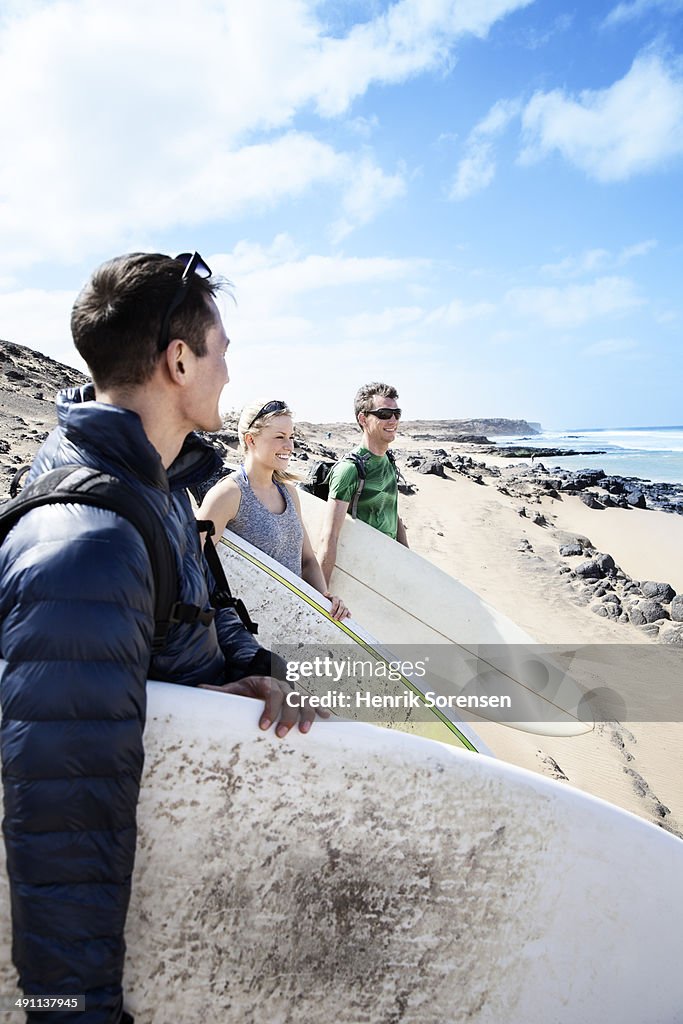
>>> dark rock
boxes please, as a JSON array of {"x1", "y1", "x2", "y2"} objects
[
  {"x1": 573, "y1": 470, "x2": 607, "y2": 490},
  {"x1": 417, "y1": 460, "x2": 446, "y2": 477},
  {"x1": 574, "y1": 553, "x2": 615, "y2": 580},
  {"x1": 595, "y1": 553, "x2": 615, "y2": 573},
  {"x1": 450, "y1": 434, "x2": 491, "y2": 444},
  {"x1": 593, "y1": 602, "x2": 620, "y2": 620},
  {"x1": 641, "y1": 581, "x2": 675, "y2": 603},
  {"x1": 575, "y1": 559, "x2": 606, "y2": 579},
  {"x1": 626, "y1": 490, "x2": 646, "y2": 509},
  {"x1": 628, "y1": 600, "x2": 668, "y2": 626},
  {"x1": 670, "y1": 595, "x2": 683, "y2": 623},
  {"x1": 518, "y1": 538, "x2": 533, "y2": 552},
  {"x1": 531, "y1": 512, "x2": 547, "y2": 526},
  {"x1": 517, "y1": 507, "x2": 527, "y2": 518},
  {"x1": 559, "y1": 542, "x2": 583, "y2": 557},
  {"x1": 580, "y1": 493, "x2": 604, "y2": 509},
  {"x1": 5, "y1": 369, "x2": 25, "y2": 380}
]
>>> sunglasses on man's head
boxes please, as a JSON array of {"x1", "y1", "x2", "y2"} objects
[
  {"x1": 366, "y1": 407, "x2": 402, "y2": 420},
  {"x1": 246, "y1": 400, "x2": 288, "y2": 430},
  {"x1": 157, "y1": 251, "x2": 212, "y2": 352}
]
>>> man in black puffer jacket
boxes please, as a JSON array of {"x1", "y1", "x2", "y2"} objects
[{"x1": 0, "y1": 252, "x2": 316, "y2": 1023}]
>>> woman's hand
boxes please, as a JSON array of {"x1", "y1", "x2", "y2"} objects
[{"x1": 325, "y1": 592, "x2": 350, "y2": 621}]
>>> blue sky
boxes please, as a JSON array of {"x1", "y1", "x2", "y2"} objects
[{"x1": 0, "y1": 0, "x2": 681, "y2": 427}]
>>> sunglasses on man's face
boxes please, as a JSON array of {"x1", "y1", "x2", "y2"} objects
[
  {"x1": 366, "y1": 407, "x2": 402, "y2": 420},
  {"x1": 157, "y1": 251, "x2": 212, "y2": 352}
]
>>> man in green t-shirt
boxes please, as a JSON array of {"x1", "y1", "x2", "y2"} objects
[{"x1": 318, "y1": 382, "x2": 408, "y2": 585}]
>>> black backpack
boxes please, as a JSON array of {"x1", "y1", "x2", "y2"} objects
[
  {"x1": 300, "y1": 450, "x2": 404, "y2": 518},
  {"x1": 0, "y1": 465, "x2": 257, "y2": 655}
]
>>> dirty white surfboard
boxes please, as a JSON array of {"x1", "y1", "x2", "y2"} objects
[
  {"x1": 218, "y1": 523, "x2": 591, "y2": 738},
  {"x1": 2, "y1": 681, "x2": 681, "y2": 1023}
]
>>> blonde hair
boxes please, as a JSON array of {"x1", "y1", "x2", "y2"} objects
[{"x1": 237, "y1": 398, "x2": 301, "y2": 484}]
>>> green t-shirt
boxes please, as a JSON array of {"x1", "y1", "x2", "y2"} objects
[{"x1": 327, "y1": 446, "x2": 398, "y2": 539}]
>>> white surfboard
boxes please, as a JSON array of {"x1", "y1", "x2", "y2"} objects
[
  {"x1": 3, "y1": 682, "x2": 680, "y2": 1022},
  {"x1": 218, "y1": 528, "x2": 593, "y2": 745},
  {"x1": 298, "y1": 488, "x2": 592, "y2": 737},
  {"x1": 217, "y1": 530, "x2": 486, "y2": 752}
]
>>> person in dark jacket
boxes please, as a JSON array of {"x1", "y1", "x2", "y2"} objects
[{"x1": 0, "y1": 252, "x2": 316, "y2": 1023}]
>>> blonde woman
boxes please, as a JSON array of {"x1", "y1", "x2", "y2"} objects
[{"x1": 198, "y1": 399, "x2": 349, "y2": 620}]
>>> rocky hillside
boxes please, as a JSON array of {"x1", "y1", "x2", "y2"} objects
[
  {"x1": 402, "y1": 418, "x2": 540, "y2": 437},
  {"x1": 0, "y1": 340, "x2": 87, "y2": 499}
]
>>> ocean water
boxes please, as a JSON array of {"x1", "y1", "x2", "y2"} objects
[{"x1": 495, "y1": 426, "x2": 683, "y2": 485}]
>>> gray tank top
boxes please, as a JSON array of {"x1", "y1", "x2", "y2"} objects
[{"x1": 229, "y1": 468, "x2": 304, "y2": 575}]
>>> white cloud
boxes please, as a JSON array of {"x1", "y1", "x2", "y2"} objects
[
  {"x1": 520, "y1": 53, "x2": 683, "y2": 181},
  {"x1": 311, "y1": 0, "x2": 534, "y2": 116},
  {"x1": 331, "y1": 157, "x2": 406, "y2": 242},
  {"x1": 619, "y1": 239, "x2": 658, "y2": 262},
  {"x1": 505, "y1": 276, "x2": 645, "y2": 328},
  {"x1": 450, "y1": 143, "x2": 498, "y2": 200},
  {"x1": 603, "y1": 0, "x2": 683, "y2": 27},
  {"x1": 582, "y1": 338, "x2": 639, "y2": 357},
  {"x1": 450, "y1": 98, "x2": 522, "y2": 199},
  {"x1": 427, "y1": 298, "x2": 495, "y2": 324},
  {"x1": 541, "y1": 239, "x2": 657, "y2": 278},
  {"x1": 0, "y1": 0, "x2": 532, "y2": 272},
  {"x1": 214, "y1": 244, "x2": 427, "y2": 305},
  {"x1": 341, "y1": 306, "x2": 424, "y2": 337}
]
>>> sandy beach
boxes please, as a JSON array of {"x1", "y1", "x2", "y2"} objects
[{"x1": 2, "y1": 341, "x2": 682, "y2": 839}]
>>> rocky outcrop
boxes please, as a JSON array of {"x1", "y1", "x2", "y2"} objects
[{"x1": 402, "y1": 418, "x2": 540, "y2": 437}]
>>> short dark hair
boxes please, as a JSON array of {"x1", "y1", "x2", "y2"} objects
[
  {"x1": 71, "y1": 252, "x2": 224, "y2": 389},
  {"x1": 354, "y1": 382, "x2": 399, "y2": 427}
]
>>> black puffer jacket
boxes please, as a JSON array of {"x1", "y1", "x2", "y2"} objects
[{"x1": 0, "y1": 387, "x2": 267, "y2": 1022}]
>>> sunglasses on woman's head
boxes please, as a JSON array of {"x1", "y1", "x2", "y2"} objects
[
  {"x1": 157, "y1": 251, "x2": 212, "y2": 352},
  {"x1": 366, "y1": 407, "x2": 402, "y2": 420},
  {"x1": 246, "y1": 400, "x2": 288, "y2": 430}
]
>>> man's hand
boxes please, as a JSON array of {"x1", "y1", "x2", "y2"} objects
[{"x1": 199, "y1": 676, "x2": 327, "y2": 737}]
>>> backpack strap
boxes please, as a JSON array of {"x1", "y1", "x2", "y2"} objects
[
  {"x1": 0, "y1": 465, "x2": 214, "y2": 655},
  {"x1": 386, "y1": 448, "x2": 407, "y2": 488},
  {"x1": 196, "y1": 520, "x2": 259, "y2": 635},
  {"x1": 9, "y1": 464, "x2": 31, "y2": 499},
  {"x1": 344, "y1": 452, "x2": 372, "y2": 519}
]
